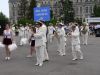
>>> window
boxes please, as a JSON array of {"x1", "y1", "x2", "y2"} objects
[
  {"x1": 85, "y1": 0, "x2": 89, "y2": 2},
  {"x1": 80, "y1": 7, "x2": 82, "y2": 14},
  {"x1": 85, "y1": 6, "x2": 89, "y2": 13},
  {"x1": 77, "y1": 0, "x2": 79, "y2": 2},
  {"x1": 89, "y1": 6, "x2": 93, "y2": 13},
  {"x1": 80, "y1": 0, "x2": 82, "y2": 2},
  {"x1": 90, "y1": 0, "x2": 94, "y2": 1},
  {"x1": 76, "y1": 7, "x2": 79, "y2": 14}
]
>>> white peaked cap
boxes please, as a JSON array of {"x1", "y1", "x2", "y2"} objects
[
  {"x1": 59, "y1": 22, "x2": 64, "y2": 26},
  {"x1": 83, "y1": 22, "x2": 88, "y2": 25}
]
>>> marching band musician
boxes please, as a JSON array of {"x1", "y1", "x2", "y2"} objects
[
  {"x1": 81, "y1": 22, "x2": 89, "y2": 45},
  {"x1": 57, "y1": 23, "x2": 66, "y2": 56},
  {"x1": 18, "y1": 25, "x2": 25, "y2": 45},
  {"x1": 71, "y1": 25, "x2": 83, "y2": 60},
  {"x1": 34, "y1": 23, "x2": 44, "y2": 67},
  {"x1": 39, "y1": 21, "x2": 49, "y2": 61},
  {"x1": 47, "y1": 23, "x2": 55, "y2": 43}
]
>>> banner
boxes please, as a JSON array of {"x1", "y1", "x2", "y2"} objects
[{"x1": 34, "y1": 6, "x2": 50, "y2": 21}]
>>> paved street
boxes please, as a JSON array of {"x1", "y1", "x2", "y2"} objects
[{"x1": 0, "y1": 36, "x2": 100, "y2": 75}]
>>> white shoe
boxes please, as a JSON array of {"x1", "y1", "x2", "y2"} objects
[
  {"x1": 26, "y1": 55, "x2": 32, "y2": 58},
  {"x1": 60, "y1": 54, "x2": 64, "y2": 56},
  {"x1": 7, "y1": 57, "x2": 11, "y2": 60},
  {"x1": 80, "y1": 56, "x2": 83, "y2": 60},
  {"x1": 62, "y1": 53, "x2": 66, "y2": 56},
  {"x1": 5, "y1": 57, "x2": 8, "y2": 60},
  {"x1": 39, "y1": 63, "x2": 43, "y2": 67},
  {"x1": 35, "y1": 63, "x2": 39, "y2": 66},
  {"x1": 43, "y1": 59, "x2": 49, "y2": 62},
  {"x1": 59, "y1": 53, "x2": 66, "y2": 56},
  {"x1": 19, "y1": 44, "x2": 23, "y2": 46},
  {"x1": 57, "y1": 50, "x2": 60, "y2": 52},
  {"x1": 72, "y1": 58, "x2": 77, "y2": 60}
]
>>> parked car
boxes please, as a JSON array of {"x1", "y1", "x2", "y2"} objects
[{"x1": 94, "y1": 25, "x2": 100, "y2": 37}]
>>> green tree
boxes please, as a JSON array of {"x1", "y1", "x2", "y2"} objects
[
  {"x1": 27, "y1": 0, "x2": 36, "y2": 20},
  {"x1": 61, "y1": 0, "x2": 74, "y2": 24},
  {"x1": 50, "y1": 10, "x2": 53, "y2": 19},
  {"x1": 18, "y1": 0, "x2": 28, "y2": 19},
  {"x1": 93, "y1": 5, "x2": 100, "y2": 17},
  {"x1": 74, "y1": 18, "x2": 82, "y2": 25},
  {"x1": 0, "y1": 12, "x2": 9, "y2": 35},
  {"x1": 18, "y1": 18, "x2": 34, "y2": 25}
]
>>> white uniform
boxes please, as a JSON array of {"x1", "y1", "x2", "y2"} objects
[
  {"x1": 57, "y1": 27, "x2": 66, "y2": 56},
  {"x1": 25, "y1": 26, "x2": 30, "y2": 40},
  {"x1": 71, "y1": 28, "x2": 83, "y2": 60},
  {"x1": 76, "y1": 26, "x2": 80, "y2": 33},
  {"x1": 19, "y1": 27, "x2": 25, "y2": 38},
  {"x1": 11, "y1": 26, "x2": 15, "y2": 36},
  {"x1": 47, "y1": 26, "x2": 55, "y2": 43},
  {"x1": 19, "y1": 27, "x2": 25, "y2": 45},
  {"x1": 42, "y1": 24, "x2": 49, "y2": 61},
  {"x1": 62, "y1": 26, "x2": 67, "y2": 45},
  {"x1": 81, "y1": 26, "x2": 89, "y2": 45},
  {"x1": 34, "y1": 27, "x2": 44, "y2": 66}
]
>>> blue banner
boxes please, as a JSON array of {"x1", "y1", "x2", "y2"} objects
[{"x1": 34, "y1": 6, "x2": 50, "y2": 21}]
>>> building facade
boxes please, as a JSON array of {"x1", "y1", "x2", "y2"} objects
[
  {"x1": 9, "y1": 0, "x2": 100, "y2": 24},
  {"x1": 9, "y1": 0, "x2": 19, "y2": 24},
  {"x1": 9, "y1": 0, "x2": 61, "y2": 23},
  {"x1": 36, "y1": 0, "x2": 61, "y2": 19},
  {"x1": 9, "y1": 0, "x2": 30, "y2": 24},
  {"x1": 71, "y1": 0, "x2": 100, "y2": 19}
]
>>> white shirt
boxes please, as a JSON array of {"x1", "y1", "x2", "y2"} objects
[
  {"x1": 71, "y1": 28, "x2": 80, "y2": 45},
  {"x1": 34, "y1": 27, "x2": 44, "y2": 47},
  {"x1": 4, "y1": 29, "x2": 12, "y2": 38},
  {"x1": 42, "y1": 24, "x2": 47, "y2": 42},
  {"x1": 48, "y1": 26, "x2": 55, "y2": 35}
]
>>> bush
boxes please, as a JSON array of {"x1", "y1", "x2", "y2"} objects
[
  {"x1": 74, "y1": 18, "x2": 82, "y2": 25},
  {"x1": 45, "y1": 19, "x2": 57, "y2": 26},
  {"x1": 18, "y1": 18, "x2": 35, "y2": 26}
]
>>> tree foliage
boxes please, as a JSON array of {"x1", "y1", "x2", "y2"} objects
[
  {"x1": 61, "y1": 0, "x2": 74, "y2": 24},
  {"x1": 18, "y1": 18, "x2": 34, "y2": 25},
  {"x1": 0, "y1": 12, "x2": 8, "y2": 22},
  {"x1": 0, "y1": 12, "x2": 9, "y2": 35},
  {"x1": 27, "y1": 0, "x2": 36, "y2": 20},
  {"x1": 74, "y1": 18, "x2": 82, "y2": 25},
  {"x1": 93, "y1": 5, "x2": 100, "y2": 17},
  {"x1": 45, "y1": 18, "x2": 57, "y2": 26}
]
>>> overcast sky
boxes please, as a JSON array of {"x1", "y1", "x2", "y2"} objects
[{"x1": 0, "y1": 0, "x2": 9, "y2": 18}]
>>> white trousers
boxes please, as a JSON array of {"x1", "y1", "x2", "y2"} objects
[
  {"x1": 72, "y1": 45, "x2": 83, "y2": 59},
  {"x1": 35, "y1": 46, "x2": 44, "y2": 64},
  {"x1": 48, "y1": 34, "x2": 53, "y2": 43},
  {"x1": 82, "y1": 33, "x2": 88, "y2": 45},
  {"x1": 43, "y1": 42, "x2": 49, "y2": 60},
  {"x1": 58, "y1": 40, "x2": 66, "y2": 55},
  {"x1": 19, "y1": 36, "x2": 23, "y2": 45}
]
